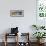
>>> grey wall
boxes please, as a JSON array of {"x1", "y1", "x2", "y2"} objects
[{"x1": 0, "y1": 0, "x2": 36, "y2": 42}]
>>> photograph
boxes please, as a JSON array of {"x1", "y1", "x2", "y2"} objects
[{"x1": 10, "y1": 10, "x2": 24, "y2": 17}]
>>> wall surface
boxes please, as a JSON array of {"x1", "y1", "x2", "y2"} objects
[{"x1": 0, "y1": 0, "x2": 36, "y2": 42}]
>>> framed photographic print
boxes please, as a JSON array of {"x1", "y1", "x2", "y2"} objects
[
  {"x1": 10, "y1": 10, "x2": 24, "y2": 17},
  {"x1": 37, "y1": 0, "x2": 46, "y2": 18},
  {"x1": 36, "y1": 0, "x2": 46, "y2": 26}
]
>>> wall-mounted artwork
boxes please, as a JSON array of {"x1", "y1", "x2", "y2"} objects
[
  {"x1": 10, "y1": 10, "x2": 24, "y2": 17},
  {"x1": 36, "y1": 0, "x2": 46, "y2": 26},
  {"x1": 37, "y1": 0, "x2": 46, "y2": 18}
]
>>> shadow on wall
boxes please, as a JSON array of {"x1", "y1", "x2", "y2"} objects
[{"x1": 29, "y1": 25, "x2": 37, "y2": 42}]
